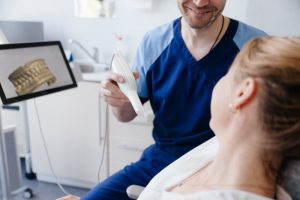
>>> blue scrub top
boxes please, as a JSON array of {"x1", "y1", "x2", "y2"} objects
[{"x1": 132, "y1": 18, "x2": 267, "y2": 157}]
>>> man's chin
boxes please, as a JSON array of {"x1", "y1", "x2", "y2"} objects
[{"x1": 185, "y1": 15, "x2": 219, "y2": 30}]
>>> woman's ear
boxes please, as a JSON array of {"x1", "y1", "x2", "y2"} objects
[{"x1": 232, "y1": 77, "x2": 257, "y2": 110}]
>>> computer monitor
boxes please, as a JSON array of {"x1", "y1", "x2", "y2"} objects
[{"x1": 0, "y1": 41, "x2": 77, "y2": 104}]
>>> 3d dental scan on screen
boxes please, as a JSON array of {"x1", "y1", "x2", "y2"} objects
[{"x1": 0, "y1": 41, "x2": 77, "y2": 105}]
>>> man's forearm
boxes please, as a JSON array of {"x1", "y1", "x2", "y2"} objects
[{"x1": 111, "y1": 102, "x2": 137, "y2": 122}]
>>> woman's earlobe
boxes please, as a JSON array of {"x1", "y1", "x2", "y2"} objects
[
  {"x1": 228, "y1": 103, "x2": 240, "y2": 113},
  {"x1": 233, "y1": 77, "x2": 257, "y2": 109}
]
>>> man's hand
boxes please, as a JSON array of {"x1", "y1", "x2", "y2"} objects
[
  {"x1": 101, "y1": 72, "x2": 129, "y2": 107},
  {"x1": 100, "y1": 71, "x2": 139, "y2": 122},
  {"x1": 100, "y1": 72, "x2": 139, "y2": 107}
]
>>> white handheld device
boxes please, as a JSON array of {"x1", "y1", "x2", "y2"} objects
[{"x1": 111, "y1": 51, "x2": 147, "y2": 117}]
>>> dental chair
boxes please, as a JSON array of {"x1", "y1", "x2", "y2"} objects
[
  {"x1": 126, "y1": 185, "x2": 145, "y2": 199},
  {"x1": 126, "y1": 160, "x2": 300, "y2": 200},
  {"x1": 278, "y1": 160, "x2": 300, "y2": 200}
]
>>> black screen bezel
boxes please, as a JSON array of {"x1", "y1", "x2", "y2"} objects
[{"x1": 0, "y1": 41, "x2": 77, "y2": 105}]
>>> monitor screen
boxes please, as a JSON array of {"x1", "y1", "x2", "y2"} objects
[{"x1": 0, "y1": 41, "x2": 77, "y2": 104}]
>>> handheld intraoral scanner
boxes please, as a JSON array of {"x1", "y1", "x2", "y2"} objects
[{"x1": 111, "y1": 51, "x2": 147, "y2": 117}]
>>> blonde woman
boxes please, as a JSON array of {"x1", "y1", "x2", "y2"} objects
[{"x1": 138, "y1": 37, "x2": 300, "y2": 200}]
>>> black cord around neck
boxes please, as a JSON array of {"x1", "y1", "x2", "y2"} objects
[{"x1": 209, "y1": 15, "x2": 225, "y2": 53}]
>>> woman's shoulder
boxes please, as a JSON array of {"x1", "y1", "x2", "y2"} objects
[{"x1": 138, "y1": 138, "x2": 219, "y2": 199}]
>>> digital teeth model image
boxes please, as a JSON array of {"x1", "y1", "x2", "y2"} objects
[{"x1": 8, "y1": 58, "x2": 56, "y2": 95}]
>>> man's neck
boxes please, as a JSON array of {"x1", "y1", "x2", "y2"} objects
[{"x1": 181, "y1": 15, "x2": 227, "y2": 60}]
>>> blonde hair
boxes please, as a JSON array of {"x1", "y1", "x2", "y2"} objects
[{"x1": 233, "y1": 37, "x2": 300, "y2": 161}]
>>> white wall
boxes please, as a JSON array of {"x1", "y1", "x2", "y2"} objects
[
  {"x1": 0, "y1": 0, "x2": 179, "y2": 63},
  {"x1": 246, "y1": 0, "x2": 300, "y2": 36},
  {"x1": 0, "y1": 0, "x2": 299, "y2": 63}
]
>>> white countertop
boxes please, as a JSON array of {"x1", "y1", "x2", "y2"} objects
[{"x1": 70, "y1": 61, "x2": 110, "y2": 83}]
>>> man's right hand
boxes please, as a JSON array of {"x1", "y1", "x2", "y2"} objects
[
  {"x1": 100, "y1": 71, "x2": 139, "y2": 122},
  {"x1": 100, "y1": 72, "x2": 130, "y2": 108}
]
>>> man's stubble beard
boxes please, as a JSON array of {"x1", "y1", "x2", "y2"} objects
[{"x1": 184, "y1": 9, "x2": 223, "y2": 30}]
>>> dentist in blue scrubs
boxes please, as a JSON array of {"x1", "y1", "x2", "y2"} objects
[{"x1": 83, "y1": 0, "x2": 266, "y2": 199}]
